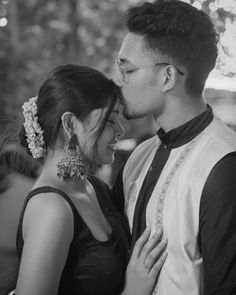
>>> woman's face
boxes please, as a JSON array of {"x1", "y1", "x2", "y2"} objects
[{"x1": 78, "y1": 102, "x2": 124, "y2": 166}]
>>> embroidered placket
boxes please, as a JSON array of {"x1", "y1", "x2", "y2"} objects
[{"x1": 153, "y1": 133, "x2": 203, "y2": 295}]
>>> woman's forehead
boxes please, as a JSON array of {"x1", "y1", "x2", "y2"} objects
[{"x1": 85, "y1": 101, "x2": 121, "y2": 124}]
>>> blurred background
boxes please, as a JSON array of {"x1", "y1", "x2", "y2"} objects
[{"x1": 0, "y1": 0, "x2": 236, "y2": 185}]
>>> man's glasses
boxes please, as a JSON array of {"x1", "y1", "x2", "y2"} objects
[{"x1": 116, "y1": 59, "x2": 184, "y2": 83}]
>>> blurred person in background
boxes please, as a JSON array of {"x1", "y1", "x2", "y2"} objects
[
  {"x1": 0, "y1": 140, "x2": 41, "y2": 295},
  {"x1": 9, "y1": 64, "x2": 167, "y2": 295},
  {"x1": 113, "y1": 0, "x2": 236, "y2": 294}
]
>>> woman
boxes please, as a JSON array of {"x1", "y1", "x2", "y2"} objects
[{"x1": 13, "y1": 65, "x2": 167, "y2": 295}]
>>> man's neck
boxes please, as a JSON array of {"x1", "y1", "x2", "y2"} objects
[{"x1": 154, "y1": 96, "x2": 207, "y2": 132}]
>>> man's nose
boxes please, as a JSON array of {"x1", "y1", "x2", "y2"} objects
[{"x1": 116, "y1": 122, "x2": 125, "y2": 138}]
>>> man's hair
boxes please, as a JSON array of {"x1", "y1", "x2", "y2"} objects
[{"x1": 125, "y1": 0, "x2": 218, "y2": 96}]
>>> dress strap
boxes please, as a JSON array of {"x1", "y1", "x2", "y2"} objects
[
  {"x1": 16, "y1": 186, "x2": 82, "y2": 259},
  {"x1": 29, "y1": 186, "x2": 82, "y2": 244}
]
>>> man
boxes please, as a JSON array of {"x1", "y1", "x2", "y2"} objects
[{"x1": 113, "y1": 0, "x2": 236, "y2": 294}]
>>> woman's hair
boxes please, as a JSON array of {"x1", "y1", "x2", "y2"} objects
[
  {"x1": 125, "y1": 0, "x2": 218, "y2": 96},
  {"x1": 19, "y1": 64, "x2": 122, "y2": 160}
]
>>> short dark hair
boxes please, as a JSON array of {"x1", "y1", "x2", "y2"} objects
[
  {"x1": 125, "y1": 0, "x2": 218, "y2": 96},
  {"x1": 19, "y1": 65, "x2": 121, "y2": 160}
]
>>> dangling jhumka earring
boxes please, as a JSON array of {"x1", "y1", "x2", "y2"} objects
[{"x1": 57, "y1": 133, "x2": 96, "y2": 181}]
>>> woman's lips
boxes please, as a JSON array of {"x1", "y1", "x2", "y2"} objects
[{"x1": 108, "y1": 143, "x2": 116, "y2": 152}]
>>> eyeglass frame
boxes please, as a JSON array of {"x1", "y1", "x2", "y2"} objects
[{"x1": 116, "y1": 59, "x2": 184, "y2": 83}]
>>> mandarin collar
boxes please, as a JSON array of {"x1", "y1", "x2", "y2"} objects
[{"x1": 156, "y1": 105, "x2": 213, "y2": 149}]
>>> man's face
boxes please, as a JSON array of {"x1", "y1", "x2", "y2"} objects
[{"x1": 117, "y1": 33, "x2": 165, "y2": 119}]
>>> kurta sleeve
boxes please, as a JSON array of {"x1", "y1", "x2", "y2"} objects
[{"x1": 199, "y1": 152, "x2": 236, "y2": 295}]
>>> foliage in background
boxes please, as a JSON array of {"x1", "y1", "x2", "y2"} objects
[{"x1": 0, "y1": 0, "x2": 235, "y2": 135}]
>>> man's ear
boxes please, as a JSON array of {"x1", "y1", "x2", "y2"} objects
[
  {"x1": 162, "y1": 66, "x2": 177, "y2": 92},
  {"x1": 61, "y1": 112, "x2": 77, "y2": 139}
]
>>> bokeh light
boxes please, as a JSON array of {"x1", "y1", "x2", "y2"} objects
[{"x1": 0, "y1": 17, "x2": 7, "y2": 27}]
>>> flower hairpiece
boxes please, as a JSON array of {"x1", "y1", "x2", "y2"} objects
[{"x1": 22, "y1": 96, "x2": 45, "y2": 158}]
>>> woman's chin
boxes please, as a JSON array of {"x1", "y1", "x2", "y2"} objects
[{"x1": 101, "y1": 151, "x2": 116, "y2": 165}]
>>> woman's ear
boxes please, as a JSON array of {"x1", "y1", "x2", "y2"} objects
[{"x1": 61, "y1": 112, "x2": 78, "y2": 139}]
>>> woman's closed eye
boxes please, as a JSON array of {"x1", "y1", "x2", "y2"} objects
[
  {"x1": 108, "y1": 119, "x2": 115, "y2": 124},
  {"x1": 125, "y1": 68, "x2": 137, "y2": 74}
]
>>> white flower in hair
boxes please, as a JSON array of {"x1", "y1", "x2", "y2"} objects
[{"x1": 22, "y1": 96, "x2": 45, "y2": 158}]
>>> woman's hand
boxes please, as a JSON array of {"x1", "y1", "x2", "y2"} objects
[{"x1": 122, "y1": 228, "x2": 167, "y2": 295}]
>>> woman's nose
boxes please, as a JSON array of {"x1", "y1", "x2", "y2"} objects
[{"x1": 116, "y1": 121, "x2": 125, "y2": 138}]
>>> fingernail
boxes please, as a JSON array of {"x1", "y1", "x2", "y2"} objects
[
  {"x1": 154, "y1": 228, "x2": 161, "y2": 237},
  {"x1": 153, "y1": 232, "x2": 160, "y2": 238},
  {"x1": 161, "y1": 238, "x2": 168, "y2": 245},
  {"x1": 162, "y1": 252, "x2": 168, "y2": 259}
]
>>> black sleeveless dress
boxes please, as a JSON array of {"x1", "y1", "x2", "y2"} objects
[{"x1": 16, "y1": 176, "x2": 131, "y2": 295}]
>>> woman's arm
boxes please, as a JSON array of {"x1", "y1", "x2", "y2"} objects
[
  {"x1": 15, "y1": 193, "x2": 74, "y2": 295},
  {"x1": 122, "y1": 228, "x2": 167, "y2": 295}
]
